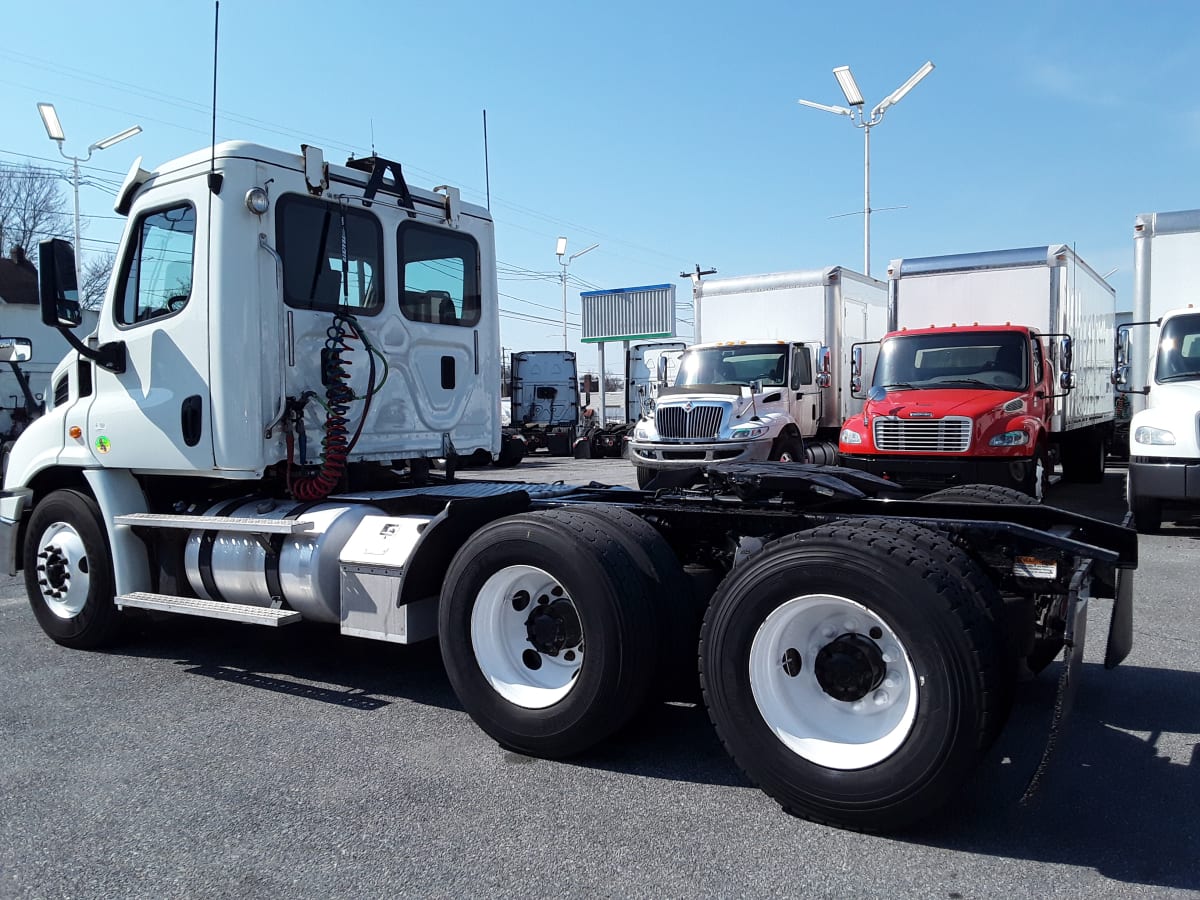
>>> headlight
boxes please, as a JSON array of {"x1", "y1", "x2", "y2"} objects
[
  {"x1": 840, "y1": 428, "x2": 863, "y2": 445},
  {"x1": 634, "y1": 424, "x2": 653, "y2": 440},
  {"x1": 988, "y1": 429, "x2": 1030, "y2": 447},
  {"x1": 731, "y1": 424, "x2": 769, "y2": 440},
  {"x1": 1134, "y1": 426, "x2": 1175, "y2": 445}
]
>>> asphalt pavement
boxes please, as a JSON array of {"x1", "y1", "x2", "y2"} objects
[{"x1": 1, "y1": 456, "x2": 1197, "y2": 898}]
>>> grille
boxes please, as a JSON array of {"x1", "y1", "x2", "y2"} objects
[
  {"x1": 656, "y1": 404, "x2": 725, "y2": 439},
  {"x1": 872, "y1": 416, "x2": 971, "y2": 453}
]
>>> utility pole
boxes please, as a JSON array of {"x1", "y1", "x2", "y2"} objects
[{"x1": 680, "y1": 264, "x2": 716, "y2": 342}]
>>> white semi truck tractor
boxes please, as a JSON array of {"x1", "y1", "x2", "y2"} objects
[{"x1": 0, "y1": 141, "x2": 1136, "y2": 832}]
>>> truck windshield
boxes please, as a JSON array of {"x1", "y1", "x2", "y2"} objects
[
  {"x1": 1155, "y1": 313, "x2": 1200, "y2": 383},
  {"x1": 675, "y1": 344, "x2": 788, "y2": 387},
  {"x1": 875, "y1": 331, "x2": 1028, "y2": 391}
]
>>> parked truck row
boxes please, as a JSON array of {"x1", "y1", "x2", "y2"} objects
[{"x1": 0, "y1": 139, "x2": 1136, "y2": 832}]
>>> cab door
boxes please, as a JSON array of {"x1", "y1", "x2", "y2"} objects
[
  {"x1": 790, "y1": 344, "x2": 821, "y2": 437},
  {"x1": 86, "y1": 186, "x2": 212, "y2": 471}
]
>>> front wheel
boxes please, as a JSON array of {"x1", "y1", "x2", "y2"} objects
[
  {"x1": 701, "y1": 525, "x2": 1001, "y2": 831},
  {"x1": 24, "y1": 489, "x2": 122, "y2": 649},
  {"x1": 772, "y1": 435, "x2": 806, "y2": 463}
]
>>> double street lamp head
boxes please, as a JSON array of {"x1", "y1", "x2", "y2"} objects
[
  {"x1": 797, "y1": 60, "x2": 935, "y2": 121},
  {"x1": 36, "y1": 101, "x2": 142, "y2": 157}
]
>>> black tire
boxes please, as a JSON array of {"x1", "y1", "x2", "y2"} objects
[
  {"x1": 1022, "y1": 442, "x2": 1051, "y2": 500},
  {"x1": 771, "y1": 434, "x2": 806, "y2": 463},
  {"x1": 24, "y1": 489, "x2": 123, "y2": 649},
  {"x1": 919, "y1": 484, "x2": 1056, "y2": 674},
  {"x1": 1130, "y1": 491, "x2": 1162, "y2": 534},
  {"x1": 921, "y1": 484, "x2": 1040, "y2": 505},
  {"x1": 439, "y1": 509, "x2": 658, "y2": 758},
  {"x1": 635, "y1": 466, "x2": 657, "y2": 489},
  {"x1": 700, "y1": 524, "x2": 1002, "y2": 832},
  {"x1": 568, "y1": 504, "x2": 699, "y2": 701},
  {"x1": 492, "y1": 438, "x2": 525, "y2": 468},
  {"x1": 1062, "y1": 431, "x2": 1106, "y2": 483}
]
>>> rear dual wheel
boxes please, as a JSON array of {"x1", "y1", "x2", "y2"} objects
[
  {"x1": 700, "y1": 524, "x2": 1002, "y2": 831},
  {"x1": 439, "y1": 509, "x2": 663, "y2": 758}
]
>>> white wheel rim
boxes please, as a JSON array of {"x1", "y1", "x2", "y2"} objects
[
  {"x1": 34, "y1": 521, "x2": 92, "y2": 619},
  {"x1": 471, "y1": 564, "x2": 583, "y2": 709},
  {"x1": 749, "y1": 594, "x2": 918, "y2": 770}
]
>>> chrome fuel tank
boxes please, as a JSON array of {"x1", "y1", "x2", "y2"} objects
[{"x1": 183, "y1": 499, "x2": 384, "y2": 623}]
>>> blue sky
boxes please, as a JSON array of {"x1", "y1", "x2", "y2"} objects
[{"x1": 3, "y1": 1, "x2": 1196, "y2": 376}]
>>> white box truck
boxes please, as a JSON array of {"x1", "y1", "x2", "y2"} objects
[
  {"x1": 839, "y1": 246, "x2": 1116, "y2": 496},
  {"x1": 627, "y1": 267, "x2": 888, "y2": 487},
  {"x1": 1117, "y1": 210, "x2": 1200, "y2": 531}
]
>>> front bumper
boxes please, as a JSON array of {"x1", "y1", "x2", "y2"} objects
[
  {"x1": 628, "y1": 437, "x2": 773, "y2": 469},
  {"x1": 838, "y1": 453, "x2": 1036, "y2": 493},
  {"x1": 1128, "y1": 457, "x2": 1200, "y2": 501}
]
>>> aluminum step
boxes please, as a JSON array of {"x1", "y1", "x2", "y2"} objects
[
  {"x1": 116, "y1": 592, "x2": 301, "y2": 626},
  {"x1": 114, "y1": 513, "x2": 313, "y2": 534}
]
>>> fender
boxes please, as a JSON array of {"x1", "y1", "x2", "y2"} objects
[{"x1": 82, "y1": 468, "x2": 151, "y2": 596}]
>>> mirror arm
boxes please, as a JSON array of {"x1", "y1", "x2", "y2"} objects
[{"x1": 58, "y1": 327, "x2": 126, "y2": 374}]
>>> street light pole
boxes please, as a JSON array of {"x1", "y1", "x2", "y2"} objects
[
  {"x1": 37, "y1": 102, "x2": 142, "y2": 286},
  {"x1": 555, "y1": 236, "x2": 599, "y2": 351},
  {"x1": 797, "y1": 61, "x2": 934, "y2": 278}
]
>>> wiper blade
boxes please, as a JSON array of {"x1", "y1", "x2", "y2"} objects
[
  {"x1": 880, "y1": 382, "x2": 916, "y2": 391},
  {"x1": 1156, "y1": 373, "x2": 1200, "y2": 383}
]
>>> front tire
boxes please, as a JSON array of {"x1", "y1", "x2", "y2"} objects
[
  {"x1": 439, "y1": 509, "x2": 658, "y2": 758},
  {"x1": 701, "y1": 525, "x2": 1001, "y2": 831},
  {"x1": 772, "y1": 435, "x2": 806, "y2": 463},
  {"x1": 24, "y1": 489, "x2": 122, "y2": 649}
]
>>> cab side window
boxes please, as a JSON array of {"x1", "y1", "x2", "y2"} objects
[
  {"x1": 791, "y1": 347, "x2": 813, "y2": 389},
  {"x1": 277, "y1": 195, "x2": 382, "y2": 313},
  {"x1": 1032, "y1": 338, "x2": 1045, "y2": 384},
  {"x1": 398, "y1": 222, "x2": 481, "y2": 327},
  {"x1": 116, "y1": 204, "x2": 196, "y2": 325}
]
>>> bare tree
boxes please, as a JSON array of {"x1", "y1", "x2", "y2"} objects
[
  {"x1": 81, "y1": 252, "x2": 115, "y2": 310},
  {"x1": 0, "y1": 162, "x2": 71, "y2": 253}
]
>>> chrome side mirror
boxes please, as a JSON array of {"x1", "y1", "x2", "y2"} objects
[
  {"x1": 816, "y1": 345, "x2": 832, "y2": 388},
  {"x1": 1060, "y1": 335, "x2": 1074, "y2": 373},
  {"x1": 1060, "y1": 370, "x2": 1077, "y2": 391},
  {"x1": 850, "y1": 375, "x2": 863, "y2": 394},
  {"x1": 0, "y1": 337, "x2": 32, "y2": 363},
  {"x1": 1110, "y1": 365, "x2": 1128, "y2": 387}
]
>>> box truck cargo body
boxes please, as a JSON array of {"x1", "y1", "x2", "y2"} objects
[
  {"x1": 838, "y1": 246, "x2": 1115, "y2": 495},
  {"x1": 627, "y1": 267, "x2": 887, "y2": 487},
  {"x1": 1119, "y1": 210, "x2": 1200, "y2": 531}
]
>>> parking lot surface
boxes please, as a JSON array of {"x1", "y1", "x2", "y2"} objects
[{"x1": 1, "y1": 457, "x2": 1197, "y2": 898}]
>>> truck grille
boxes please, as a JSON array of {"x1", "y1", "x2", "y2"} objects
[
  {"x1": 656, "y1": 404, "x2": 725, "y2": 439},
  {"x1": 872, "y1": 416, "x2": 971, "y2": 453}
]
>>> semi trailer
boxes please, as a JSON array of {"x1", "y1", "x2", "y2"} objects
[
  {"x1": 839, "y1": 247, "x2": 1116, "y2": 496},
  {"x1": 627, "y1": 268, "x2": 888, "y2": 488},
  {"x1": 0, "y1": 140, "x2": 1135, "y2": 832}
]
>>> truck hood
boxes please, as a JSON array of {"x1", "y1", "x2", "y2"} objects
[
  {"x1": 657, "y1": 384, "x2": 744, "y2": 400},
  {"x1": 1148, "y1": 379, "x2": 1200, "y2": 411},
  {"x1": 866, "y1": 388, "x2": 1024, "y2": 420}
]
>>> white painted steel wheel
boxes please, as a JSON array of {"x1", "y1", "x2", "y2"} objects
[
  {"x1": 470, "y1": 564, "x2": 584, "y2": 709},
  {"x1": 749, "y1": 593, "x2": 917, "y2": 770},
  {"x1": 33, "y1": 520, "x2": 93, "y2": 619}
]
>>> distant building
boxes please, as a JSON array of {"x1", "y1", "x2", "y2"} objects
[{"x1": 0, "y1": 246, "x2": 39, "y2": 306}]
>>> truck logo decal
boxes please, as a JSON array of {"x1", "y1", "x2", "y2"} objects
[
  {"x1": 908, "y1": 411, "x2": 933, "y2": 417},
  {"x1": 683, "y1": 402, "x2": 694, "y2": 413},
  {"x1": 95, "y1": 436, "x2": 112, "y2": 454}
]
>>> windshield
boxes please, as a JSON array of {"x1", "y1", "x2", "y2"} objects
[
  {"x1": 1155, "y1": 312, "x2": 1200, "y2": 384},
  {"x1": 875, "y1": 331, "x2": 1029, "y2": 391},
  {"x1": 675, "y1": 344, "x2": 788, "y2": 387}
]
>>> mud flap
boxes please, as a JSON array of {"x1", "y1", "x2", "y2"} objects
[
  {"x1": 1104, "y1": 566, "x2": 1134, "y2": 669},
  {"x1": 1020, "y1": 560, "x2": 1091, "y2": 805}
]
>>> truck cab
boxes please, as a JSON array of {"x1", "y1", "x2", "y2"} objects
[
  {"x1": 838, "y1": 325, "x2": 1061, "y2": 496},
  {"x1": 628, "y1": 339, "x2": 820, "y2": 486},
  {"x1": 1121, "y1": 306, "x2": 1200, "y2": 530}
]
